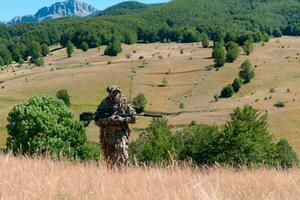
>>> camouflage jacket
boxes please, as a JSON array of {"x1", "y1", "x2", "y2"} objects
[{"x1": 95, "y1": 95, "x2": 136, "y2": 128}]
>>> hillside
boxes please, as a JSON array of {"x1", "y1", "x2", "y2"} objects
[
  {"x1": 92, "y1": 1, "x2": 162, "y2": 17},
  {"x1": 1, "y1": 36, "x2": 300, "y2": 156}
]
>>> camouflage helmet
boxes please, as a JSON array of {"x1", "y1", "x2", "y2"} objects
[{"x1": 106, "y1": 85, "x2": 122, "y2": 93}]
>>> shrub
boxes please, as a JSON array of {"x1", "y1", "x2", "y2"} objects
[
  {"x1": 242, "y1": 40, "x2": 254, "y2": 55},
  {"x1": 226, "y1": 41, "x2": 240, "y2": 62},
  {"x1": 132, "y1": 93, "x2": 147, "y2": 112},
  {"x1": 41, "y1": 44, "x2": 50, "y2": 57},
  {"x1": 239, "y1": 60, "x2": 255, "y2": 83},
  {"x1": 213, "y1": 43, "x2": 226, "y2": 68},
  {"x1": 66, "y1": 41, "x2": 75, "y2": 57},
  {"x1": 201, "y1": 33, "x2": 209, "y2": 48},
  {"x1": 81, "y1": 42, "x2": 89, "y2": 52},
  {"x1": 274, "y1": 101, "x2": 285, "y2": 108},
  {"x1": 6, "y1": 95, "x2": 98, "y2": 160},
  {"x1": 31, "y1": 57, "x2": 44, "y2": 66},
  {"x1": 179, "y1": 102, "x2": 185, "y2": 110},
  {"x1": 129, "y1": 118, "x2": 176, "y2": 165},
  {"x1": 274, "y1": 139, "x2": 299, "y2": 168},
  {"x1": 232, "y1": 78, "x2": 242, "y2": 93},
  {"x1": 220, "y1": 84, "x2": 234, "y2": 98},
  {"x1": 56, "y1": 89, "x2": 71, "y2": 107},
  {"x1": 273, "y1": 29, "x2": 282, "y2": 38},
  {"x1": 176, "y1": 124, "x2": 220, "y2": 165},
  {"x1": 104, "y1": 40, "x2": 122, "y2": 56}
]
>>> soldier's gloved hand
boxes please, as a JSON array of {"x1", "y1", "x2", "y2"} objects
[{"x1": 124, "y1": 116, "x2": 136, "y2": 123}]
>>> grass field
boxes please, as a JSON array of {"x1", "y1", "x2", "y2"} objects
[
  {"x1": 0, "y1": 154, "x2": 299, "y2": 200},
  {"x1": 1, "y1": 37, "x2": 300, "y2": 154}
]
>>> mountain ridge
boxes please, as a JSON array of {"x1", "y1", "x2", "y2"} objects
[{"x1": 8, "y1": 0, "x2": 97, "y2": 24}]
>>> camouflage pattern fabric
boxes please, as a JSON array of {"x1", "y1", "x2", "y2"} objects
[{"x1": 95, "y1": 95, "x2": 136, "y2": 167}]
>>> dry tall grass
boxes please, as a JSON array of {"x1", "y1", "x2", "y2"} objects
[{"x1": 0, "y1": 154, "x2": 299, "y2": 200}]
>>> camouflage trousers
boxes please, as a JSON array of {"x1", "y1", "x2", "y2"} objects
[{"x1": 100, "y1": 128, "x2": 129, "y2": 167}]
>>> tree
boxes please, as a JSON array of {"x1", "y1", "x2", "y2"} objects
[
  {"x1": 56, "y1": 89, "x2": 71, "y2": 107},
  {"x1": 220, "y1": 84, "x2": 234, "y2": 98},
  {"x1": 132, "y1": 93, "x2": 147, "y2": 112},
  {"x1": 41, "y1": 44, "x2": 49, "y2": 57},
  {"x1": 6, "y1": 95, "x2": 99, "y2": 160},
  {"x1": 0, "y1": 45, "x2": 12, "y2": 65},
  {"x1": 219, "y1": 106, "x2": 277, "y2": 166},
  {"x1": 232, "y1": 78, "x2": 242, "y2": 93},
  {"x1": 273, "y1": 29, "x2": 282, "y2": 37},
  {"x1": 0, "y1": 56, "x2": 4, "y2": 66},
  {"x1": 81, "y1": 41, "x2": 89, "y2": 52},
  {"x1": 213, "y1": 43, "x2": 226, "y2": 68},
  {"x1": 123, "y1": 31, "x2": 137, "y2": 44},
  {"x1": 31, "y1": 57, "x2": 44, "y2": 67},
  {"x1": 239, "y1": 60, "x2": 255, "y2": 83},
  {"x1": 104, "y1": 39, "x2": 122, "y2": 56},
  {"x1": 201, "y1": 33, "x2": 209, "y2": 48},
  {"x1": 12, "y1": 48, "x2": 21, "y2": 63},
  {"x1": 182, "y1": 28, "x2": 200, "y2": 43},
  {"x1": 66, "y1": 41, "x2": 75, "y2": 57},
  {"x1": 242, "y1": 40, "x2": 254, "y2": 55},
  {"x1": 27, "y1": 41, "x2": 42, "y2": 59},
  {"x1": 226, "y1": 41, "x2": 240, "y2": 62}
]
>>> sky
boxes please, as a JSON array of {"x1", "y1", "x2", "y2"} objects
[{"x1": 0, "y1": 0, "x2": 169, "y2": 22}]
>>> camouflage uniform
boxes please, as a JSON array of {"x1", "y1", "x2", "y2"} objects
[{"x1": 95, "y1": 89, "x2": 136, "y2": 167}]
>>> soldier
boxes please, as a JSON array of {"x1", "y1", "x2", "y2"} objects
[{"x1": 95, "y1": 86, "x2": 136, "y2": 167}]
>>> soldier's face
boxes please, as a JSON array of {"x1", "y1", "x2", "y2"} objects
[{"x1": 111, "y1": 90, "x2": 121, "y2": 103}]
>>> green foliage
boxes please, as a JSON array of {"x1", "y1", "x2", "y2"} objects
[
  {"x1": 232, "y1": 78, "x2": 242, "y2": 93},
  {"x1": 274, "y1": 139, "x2": 299, "y2": 168},
  {"x1": 81, "y1": 41, "x2": 89, "y2": 52},
  {"x1": 31, "y1": 57, "x2": 44, "y2": 67},
  {"x1": 104, "y1": 39, "x2": 122, "y2": 56},
  {"x1": 182, "y1": 28, "x2": 200, "y2": 43},
  {"x1": 66, "y1": 41, "x2": 75, "y2": 57},
  {"x1": 76, "y1": 142, "x2": 101, "y2": 162},
  {"x1": 220, "y1": 84, "x2": 234, "y2": 98},
  {"x1": 218, "y1": 106, "x2": 276, "y2": 166},
  {"x1": 0, "y1": 45, "x2": 12, "y2": 65},
  {"x1": 213, "y1": 43, "x2": 226, "y2": 68},
  {"x1": 27, "y1": 41, "x2": 42, "y2": 59},
  {"x1": 273, "y1": 29, "x2": 282, "y2": 37},
  {"x1": 243, "y1": 40, "x2": 254, "y2": 55},
  {"x1": 132, "y1": 93, "x2": 147, "y2": 112},
  {"x1": 239, "y1": 60, "x2": 255, "y2": 83},
  {"x1": 226, "y1": 41, "x2": 240, "y2": 62},
  {"x1": 176, "y1": 124, "x2": 220, "y2": 165},
  {"x1": 56, "y1": 89, "x2": 71, "y2": 107},
  {"x1": 201, "y1": 33, "x2": 209, "y2": 48},
  {"x1": 129, "y1": 118, "x2": 176, "y2": 165},
  {"x1": 6, "y1": 95, "x2": 92, "y2": 160},
  {"x1": 274, "y1": 101, "x2": 285, "y2": 108},
  {"x1": 123, "y1": 31, "x2": 137, "y2": 44},
  {"x1": 11, "y1": 49, "x2": 21, "y2": 63},
  {"x1": 41, "y1": 44, "x2": 49, "y2": 57}
]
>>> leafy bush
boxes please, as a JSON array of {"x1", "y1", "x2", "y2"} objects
[
  {"x1": 132, "y1": 93, "x2": 147, "y2": 112},
  {"x1": 31, "y1": 57, "x2": 44, "y2": 66},
  {"x1": 66, "y1": 41, "x2": 75, "y2": 57},
  {"x1": 213, "y1": 43, "x2": 226, "y2": 68},
  {"x1": 201, "y1": 33, "x2": 209, "y2": 48},
  {"x1": 220, "y1": 84, "x2": 234, "y2": 98},
  {"x1": 273, "y1": 29, "x2": 282, "y2": 37},
  {"x1": 41, "y1": 44, "x2": 49, "y2": 57},
  {"x1": 129, "y1": 118, "x2": 176, "y2": 165},
  {"x1": 81, "y1": 42, "x2": 89, "y2": 52},
  {"x1": 274, "y1": 101, "x2": 285, "y2": 108},
  {"x1": 242, "y1": 40, "x2": 254, "y2": 55},
  {"x1": 6, "y1": 95, "x2": 99, "y2": 160},
  {"x1": 56, "y1": 89, "x2": 71, "y2": 107},
  {"x1": 239, "y1": 60, "x2": 255, "y2": 83},
  {"x1": 104, "y1": 40, "x2": 122, "y2": 56},
  {"x1": 226, "y1": 41, "x2": 240, "y2": 62},
  {"x1": 176, "y1": 124, "x2": 220, "y2": 165},
  {"x1": 274, "y1": 139, "x2": 299, "y2": 168},
  {"x1": 232, "y1": 78, "x2": 242, "y2": 93}
]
